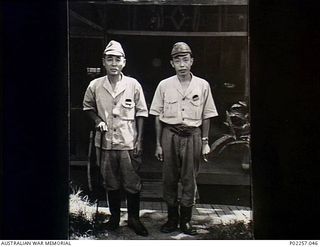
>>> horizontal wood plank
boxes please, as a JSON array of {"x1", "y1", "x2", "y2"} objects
[{"x1": 107, "y1": 30, "x2": 248, "y2": 37}]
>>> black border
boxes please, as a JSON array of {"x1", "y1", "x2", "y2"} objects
[
  {"x1": 1, "y1": 0, "x2": 320, "y2": 239},
  {"x1": 1, "y1": 1, "x2": 69, "y2": 239},
  {"x1": 250, "y1": 0, "x2": 320, "y2": 239}
]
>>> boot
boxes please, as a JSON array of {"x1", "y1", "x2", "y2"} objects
[
  {"x1": 127, "y1": 192, "x2": 148, "y2": 236},
  {"x1": 105, "y1": 190, "x2": 121, "y2": 231},
  {"x1": 180, "y1": 206, "x2": 197, "y2": 235},
  {"x1": 160, "y1": 205, "x2": 179, "y2": 233}
]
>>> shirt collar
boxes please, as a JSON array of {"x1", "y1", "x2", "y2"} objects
[
  {"x1": 173, "y1": 73, "x2": 195, "y2": 96},
  {"x1": 103, "y1": 73, "x2": 127, "y2": 98}
]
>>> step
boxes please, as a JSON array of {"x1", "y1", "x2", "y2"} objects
[{"x1": 141, "y1": 179, "x2": 200, "y2": 201}]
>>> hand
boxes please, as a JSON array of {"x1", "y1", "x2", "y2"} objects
[
  {"x1": 155, "y1": 145, "x2": 163, "y2": 162},
  {"x1": 96, "y1": 122, "x2": 108, "y2": 132},
  {"x1": 202, "y1": 143, "x2": 210, "y2": 162},
  {"x1": 133, "y1": 140, "x2": 143, "y2": 157}
]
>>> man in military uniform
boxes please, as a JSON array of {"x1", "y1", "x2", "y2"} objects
[
  {"x1": 150, "y1": 42, "x2": 218, "y2": 235},
  {"x1": 83, "y1": 40, "x2": 149, "y2": 236}
]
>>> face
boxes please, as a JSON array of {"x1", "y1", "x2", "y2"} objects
[
  {"x1": 103, "y1": 55, "x2": 126, "y2": 76},
  {"x1": 170, "y1": 53, "x2": 193, "y2": 77}
]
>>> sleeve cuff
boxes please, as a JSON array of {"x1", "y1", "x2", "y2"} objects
[
  {"x1": 83, "y1": 107, "x2": 95, "y2": 111},
  {"x1": 136, "y1": 112, "x2": 149, "y2": 118},
  {"x1": 203, "y1": 112, "x2": 219, "y2": 119},
  {"x1": 149, "y1": 109, "x2": 161, "y2": 116}
]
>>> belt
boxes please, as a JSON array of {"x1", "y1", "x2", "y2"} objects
[{"x1": 164, "y1": 123, "x2": 198, "y2": 137}]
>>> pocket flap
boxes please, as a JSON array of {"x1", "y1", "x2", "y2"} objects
[
  {"x1": 165, "y1": 100, "x2": 178, "y2": 104},
  {"x1": 122, "y1": 100, "x2": 135, "y2": 108},
  {"x1": 190, "y1": 99, "x2": 201, "y2": 106}
]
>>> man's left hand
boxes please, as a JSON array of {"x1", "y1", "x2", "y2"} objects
[{"x1": 202, "y1": 143, "x2": 210, "y2": 162}]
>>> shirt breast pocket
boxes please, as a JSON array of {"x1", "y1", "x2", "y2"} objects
[
  {"x1": 164, "y1": 100, "x2": 178, "y2": 118},
  {"x1": 121, "y1": 100, "x2": 135, "y2": 120},
  {"x1": 185, "y1": 96, "x2": 203, "y2": 120}
]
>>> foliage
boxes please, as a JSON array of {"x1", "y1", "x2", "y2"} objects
[
  {"x1": 200, "y1": 221, "x2": 253, "y2": 240},
  {"x1": 69, "y1": 187, "x2": 108, "y2": 239},
  {"x1": 210, "y1": 101, "x2": 251, "y2": 170}
]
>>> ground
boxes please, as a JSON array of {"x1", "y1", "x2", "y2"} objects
[{"x1": 69, "y1": 192, "x2": 253, "y2": 240}]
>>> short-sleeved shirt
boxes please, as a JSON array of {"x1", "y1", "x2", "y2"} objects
[
  {"x1": 149, "y1": 74, "x2": 218, "y2": 127},
  {"x1": 83, "y1": 74, "x2": 148, "y2": 150}
]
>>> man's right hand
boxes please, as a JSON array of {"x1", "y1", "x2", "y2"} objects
[
  {"x1": 155, "y1": 145, "x2": 163, "y2": 162},
  {"x1": 96, "y1": 122, "x2": 108, "y2": 132}
]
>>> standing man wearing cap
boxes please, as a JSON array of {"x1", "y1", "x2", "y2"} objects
[
  {"x1": 83, "y1": 40, "x2": 149, "y2": 236},
  {"x1": 150, "y1": 42, "x2": 218, "y2": 235}
]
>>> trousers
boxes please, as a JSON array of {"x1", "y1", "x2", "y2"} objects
[
  {"x1": 96, "y1": 149, "x2": 142, "y2": 194},
  {"x1": 161, "y1": 125, "x2": 201, "y2": 207}
]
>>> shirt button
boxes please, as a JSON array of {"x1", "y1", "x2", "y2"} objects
[
  {"x1": 182, "y1": 108, "x2": 184, "y2": 111},
  {"x1": 114, "y1": 129, "x2": 116, "y2": 132},
  {"x1": 182, "y1": 97, "x2": 185, "y2": 100},
  {"x1": 114, "y1": 102, "x2": 117, "y2": 105}
]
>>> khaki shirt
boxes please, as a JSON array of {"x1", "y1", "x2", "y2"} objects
[
  {"x1": 149, "y1": 74, "x2": 218, "y2": 127},
  {"x1": 83, "y1": 74, "x2": 148, "y2": 150}
]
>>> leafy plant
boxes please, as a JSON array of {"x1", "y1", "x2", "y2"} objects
[
  {"x1": 200, "y1": 221, "x2": 253, "y2": 240},
  {"x1": 210, "y1": 101, "x2": 251, "y2": 170},
  {"x1": 69, "y1": 187, "x2": 108, "y2": 239}
]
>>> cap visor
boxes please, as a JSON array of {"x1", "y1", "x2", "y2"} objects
[
  {"x1": 171, "y1": 52, "x2": 191, "y2": 57},
  {"x1": 104, "y1": 51, "x2": 124, "y2": 57}
]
